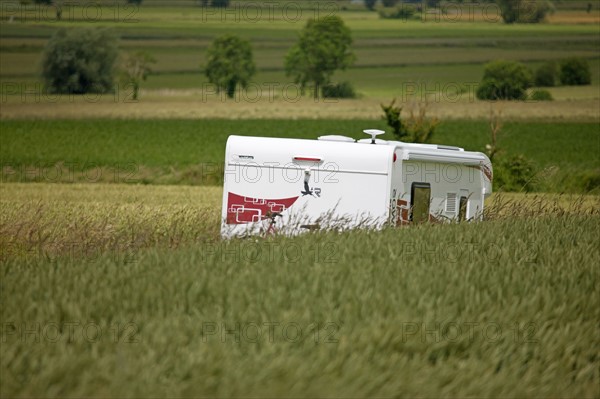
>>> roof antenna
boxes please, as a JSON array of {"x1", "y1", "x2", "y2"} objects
[{"x1": 363, "y1": 129, "x2": 385, "y2": 144}]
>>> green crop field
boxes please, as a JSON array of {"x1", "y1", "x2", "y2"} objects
[
  {"x1": 1, "y1": 1, "x2": 599, "y2": 99},
  {"x1": 1, "y1": 0, "x2": 599, "y2": 397},
  {"x1": 1, "y1": 119, "x2": 599, "y2": 191}
]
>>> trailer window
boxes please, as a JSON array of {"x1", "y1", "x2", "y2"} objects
[
  {"x1": 411, "y1": 183, "x2": 431, "y2": 223},
  {"x1": 458, "y1": 196, "x2": 468, "y2": 222}
]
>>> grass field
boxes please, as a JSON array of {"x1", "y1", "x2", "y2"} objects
[
  {"x1": 0, "y1": 183, "x2": 221, "y2": 261},
  {"x1": 1, "y1": 2, "x2": 599, "y2": 100},
  {"x1": 1, "y1": 1, "x2": 599, "y2": 397},
  {"x1": 1, "y1": 182, "x2": 599, "y2": 261},
  {"x1": 1, "y1": 183, "x2": 599, "y2": 397},
  {"x1": 1, "y1": 119, "x2": 598, "y2": 191},
  {"x1": 1, "y1": 95, "x2": 599, "y2": 122}
]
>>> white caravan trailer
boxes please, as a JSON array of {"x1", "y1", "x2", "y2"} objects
[{"x1": 220, "y1": 130, "x2": 492, "y2": 238}]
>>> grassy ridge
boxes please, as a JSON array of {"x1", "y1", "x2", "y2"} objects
[
  {"x1": 1, "y1": 119, "x2": 598, "y2": 190},
  {"x1": 1, "y1": 204, "x2": 598, "y2": 397}
]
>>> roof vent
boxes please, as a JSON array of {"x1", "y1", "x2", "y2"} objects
[
  {"x1": 437, "y1": 145, "x2": 465, "y2": 152},
  {"x1": 318, "y1": 135, "x2": 355, "y2": 143}
]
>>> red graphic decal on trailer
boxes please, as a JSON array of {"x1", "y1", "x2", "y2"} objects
[
  {"x1": 396, "y1": 199, "x2": 410, "y2": 226},
  {"x1": 481, "y1": 164, "x2": 493, "y2": 182},
  {"x1": 226, "y1": 192, "x2": 300, "y2": 225},
  {"x1": 468, "y1": 164, "x2": 493, "y2": 182}
]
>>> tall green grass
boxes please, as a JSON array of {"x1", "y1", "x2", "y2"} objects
[
  {"x1": 2, "y1": 182, "x2": 598, "y2": 262},
  {"x1": 2, "y1": 209, "x2": 598, "y2": 397},
  {"x1": 0, "y1": 183, "x2": 221, "y2": 261}
]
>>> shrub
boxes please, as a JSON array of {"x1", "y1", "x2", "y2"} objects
[
  {"x1": 41, "y1": 27, "x2": 119, "y2": 94},
  {"x1": 545, "y1": 168, "x2": 600, "y2": 194},
  {"x1": 381, "y1": 0, "x2": 400, "y2": 6},
  {"x1": 211, "y1": 0, "x2": 230, "y2": 7},
  {"x1": 497, "y1": 0, "x2": 551, "y2": 23},
  {"x1": 529, "y1": 89, "x2": 553, "y2": 101},
  {"x1": 364, "y1": 0, "x2": 377, "y2": 10},
  {"x1": 579, "y1": 170, "x2": 600, "y2": 193},
  {"x1": 534, "y1": 61, "x2": 558, "y2": 87},
  {"x1": 476, "y1": 60, "x2": 532, "y2": 101},
  {"x1": 520, "y1": 0, "x2": 551, "y2": 23},
  {"x1": 199, "y1": 0, "x2": 229, "y2": 6},
  {"x1": 381, "y1": 98, "x2": 405, "y2": 140},
  {"x1": 322, "y1": 81, "x2": 357, "y2": 99},
  {"x1": 404, "y1": 103, "x2": 438, "y2": 143},
  {"x1": 494, "y1": 154, "x2": 537, "y2": 192},
  {"x1": 379, "y1": 5, "x2": 415, "y2": 19},
  {"x1": 381, "y1": 98, "x2": 438, "y2": 143},
  {"x1": 559, "y1": 58, "x2": 591, "y2": 86}
]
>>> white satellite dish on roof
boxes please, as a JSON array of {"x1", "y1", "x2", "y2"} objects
[{"x1": 363, "y1": 129, "x2": 386, "y2": 144}]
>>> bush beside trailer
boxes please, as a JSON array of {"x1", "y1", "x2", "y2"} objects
[{"x1": 220, "y1": 130, "x2": 493, "y2": 238}]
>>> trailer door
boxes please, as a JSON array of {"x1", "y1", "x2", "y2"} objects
[
  {"x1": 458, "y1": 189, "x2": 469, "y2": 221},
  {"x1": 410, "y1": 182, "x2": 431, "y2": 223}
]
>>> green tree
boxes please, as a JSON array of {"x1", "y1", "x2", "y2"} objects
[
  {"x1": 121, "y1": 51, "x2": 156, "y2": 101},
  {"x1": 496, "y1": 0, "x2": 519, "y2": 23},
  {"x1": 381, "y1": 0, "x2": 400, "y2": 7},
  {"x1": 534, "y1": 61, "x2": 558, "y2": 87},
  {"x1": 559, "y1": 58, "x2": 591, "y2": 86},
  {"x1": 285, "y1": 16, "x2": 355, "y2": 99},
  {"x1": 476, "y1": 60, "x2": 532, "y2": 100},
  {"x1": 211, "y1": 0, "x2": 229, "y2": 7},
  {"x1": 198, "y1": 0, "x2": 229, "y2": 8},
  {"x1": 41, "y1": 27, "x2": 118, "y2": 94},
  {"x1": 364, "y1": 0, "x2": 377, "y2": 10},
  {"x1": 496, "y1": 0, "x2": 550, "y2": 23},
  {"x1": 205, "y1": 35, "x2": 256, "y2": 99}
]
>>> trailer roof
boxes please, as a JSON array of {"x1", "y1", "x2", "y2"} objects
[
  {"x1": 225, "y1": 135, "x2": 491, "y2": 173},
  {"x1": 226, "y1": 135, "x2": 394, "y2": 176}
]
